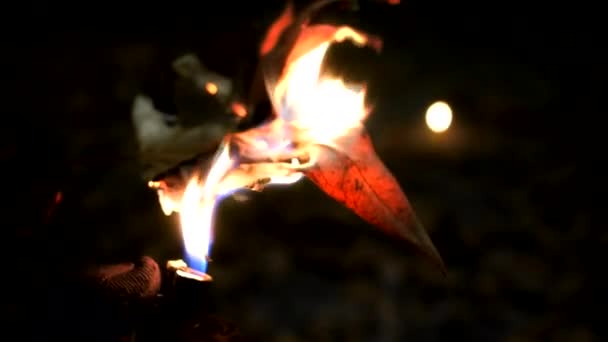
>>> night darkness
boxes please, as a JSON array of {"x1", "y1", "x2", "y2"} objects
[{"x1": 3, "y1": 1, "x2": 605, "y2": 341}]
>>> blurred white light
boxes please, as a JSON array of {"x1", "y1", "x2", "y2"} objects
[{"x1": 425, "y1": 101, "x2": 453, "y2": 133}]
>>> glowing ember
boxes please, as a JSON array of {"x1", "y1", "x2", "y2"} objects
[
  {"x1": 205, "y1": 82, "x2": 218, "y2": 95},
  {"x1": 230, "y1": 102, "x2": 248, "y2": 118}
]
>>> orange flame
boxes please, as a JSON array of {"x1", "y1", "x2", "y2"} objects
[{"x1": 260, "y1": 2, "x2": 294, "y2": 56}]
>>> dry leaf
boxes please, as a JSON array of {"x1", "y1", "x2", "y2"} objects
[{"x1": 304, "y1": 129, "x2": 446, "y2": 273}]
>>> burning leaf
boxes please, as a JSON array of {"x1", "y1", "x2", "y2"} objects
[
  {"x1": 258, "y1": 0, "x2": 377, "y2": 105},
  {"x1": 254, "y1": 0, "x2": 444, "y2": 273},
  {"x1": 143, "y1": 0, "x2": 446, "y2": 275},
  {"x1": 304, "y1": 129, "x2": 446, "y2": 273},
  {"x1": 282, "y1": 24, "x2": 382, "y2": 78}
]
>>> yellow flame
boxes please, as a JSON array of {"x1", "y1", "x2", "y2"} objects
[
  {"x1": 157, "y1": 190, "x2": 179, "y2": 216},
  {"x1": 273, "y1": 29, "x2": 369, "y2": 146},
  {"x1": 179, "y1": 177, "x2": 211, "y2": 264},
  {"x1": 178, "y1": 142, "x2": 234, "y2": 263}
]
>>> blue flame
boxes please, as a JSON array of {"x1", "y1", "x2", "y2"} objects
[{"x1": 185, "y1": 249, "x2": 210, "y2": 273}]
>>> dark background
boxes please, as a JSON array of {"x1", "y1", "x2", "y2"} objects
[{"x1": 4, "y1": 1, "x2": 605, "y2": 341}]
